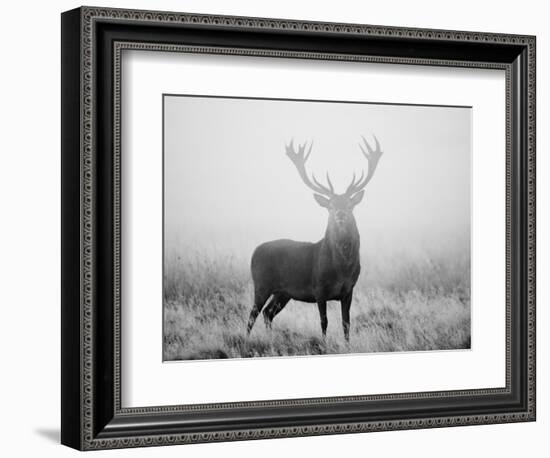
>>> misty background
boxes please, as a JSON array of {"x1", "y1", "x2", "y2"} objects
[{"x1": 164, "y1": 95, "x2": 471, "y2": 263}]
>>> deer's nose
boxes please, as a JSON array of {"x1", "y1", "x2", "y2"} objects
[{"x1": 335, "y1": 210, "x2": 347, "y2": 222}]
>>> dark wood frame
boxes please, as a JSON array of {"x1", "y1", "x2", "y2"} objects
[{"x1": 61, "y1": 6, "x2": 536, "y2": 450}]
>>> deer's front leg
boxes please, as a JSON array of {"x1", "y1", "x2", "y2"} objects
[
  {"x1": 340, "y1": 291, "x2": 353, "y2": 342},
  {"x1": 317, "y1": 301, "x2": 328, "y2": 337}
]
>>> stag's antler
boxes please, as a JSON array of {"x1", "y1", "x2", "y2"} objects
[
  {"x1": 345, "y1": 135, "x2": 383, "y2": 196},
  {"x1": 286, "y1": 140, "x2": 335, "y2": 197}
]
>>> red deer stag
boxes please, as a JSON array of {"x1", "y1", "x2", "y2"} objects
[{"x1": 246, "y1": 136, "x2": 383, "y2": 341}]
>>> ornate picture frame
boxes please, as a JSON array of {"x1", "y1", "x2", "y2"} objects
[{"x1": 61, "y1": 6, "x2": 536, "y2": 450}]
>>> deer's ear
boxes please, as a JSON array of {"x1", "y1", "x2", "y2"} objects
[
  {"x1": 350, "y1": 190, "x2": 365, "y2": 206},
  {"x1": 313, "y1": 194, "x2": 330, "y2": 208}
]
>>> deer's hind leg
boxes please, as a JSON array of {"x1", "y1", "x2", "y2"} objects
[
  {"x1": 262, "y1": 293, "x2": 291, "y2": 329},
  {"x1": 247, "y1": 288, "x2": 271, "y2": 335}
]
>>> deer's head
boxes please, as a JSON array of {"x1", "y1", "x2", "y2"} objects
[{"x1": 286, "y1": 136, "x2": 383, "y2": 230}]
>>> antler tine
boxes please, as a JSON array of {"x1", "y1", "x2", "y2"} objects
[
  {"x1": 325, "y1": 172, "x2": 334, "y2": 194},
  {"x1": 360, "y1": 134, "x2": 382, "y2": 159},
  {"x1": 373, "y1": 134, "x2": 381, "y2": 154},
  {"x1": 346, "y1": 171, "x2": 357, "y2": 195},
  {"x1": 345, "y1": 170, "x2": 365, "y2": 195},
  {"x1": 346, "y1": 135, "x2": 383, "y2": 196},
  {"x1": 312, "y1": 172, "x2": 335, "y2": 194},
  {"x1": 286, "y1": 140, "x2": 335, "y2": 197},
  {"x1": 312, "y1": 172, "x2": 335, "y2": 195},
  {"x1": 358, "y1": 141, "x2": 366, "y2": 157},
  {"x1": 304, "y1": 141, "x2": 313, "y2": 162}
]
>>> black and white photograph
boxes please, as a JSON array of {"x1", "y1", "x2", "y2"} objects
[{"x1": 163, "y1": 95, "x2": 472, "y2": 361}]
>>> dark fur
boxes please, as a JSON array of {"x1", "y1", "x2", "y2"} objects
[{"x1": 247, "y1": 193, "x2": 363, "y2": 341}]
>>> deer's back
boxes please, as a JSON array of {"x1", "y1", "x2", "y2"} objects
[{"x1": 251, "y1": 239, "x2": 318, "y2": 301}]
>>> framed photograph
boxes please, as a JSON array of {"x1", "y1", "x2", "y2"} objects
[{"x1": 61, "y1": 6, "x2": 536, "y2": 450}]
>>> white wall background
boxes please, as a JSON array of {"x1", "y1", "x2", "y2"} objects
[{"x1": 0, "y1": 0, "x2": 545, "y2": 456}]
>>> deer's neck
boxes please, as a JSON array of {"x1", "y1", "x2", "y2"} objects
[{"x1": 323, "y1": 219, "x2": 360, "y2": 267}]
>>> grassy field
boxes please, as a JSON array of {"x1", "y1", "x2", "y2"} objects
[{"x1": 163, "y1": 246, "x2": 470, "y2": 361}]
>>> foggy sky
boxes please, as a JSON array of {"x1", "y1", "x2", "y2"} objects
[{"x1": 164, "y1": 95, "x2": 470, "y2": 258}]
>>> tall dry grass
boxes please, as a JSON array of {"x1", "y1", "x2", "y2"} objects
[{"x1": 163, "y1": 243, "x2": 470, "y2": 361}]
